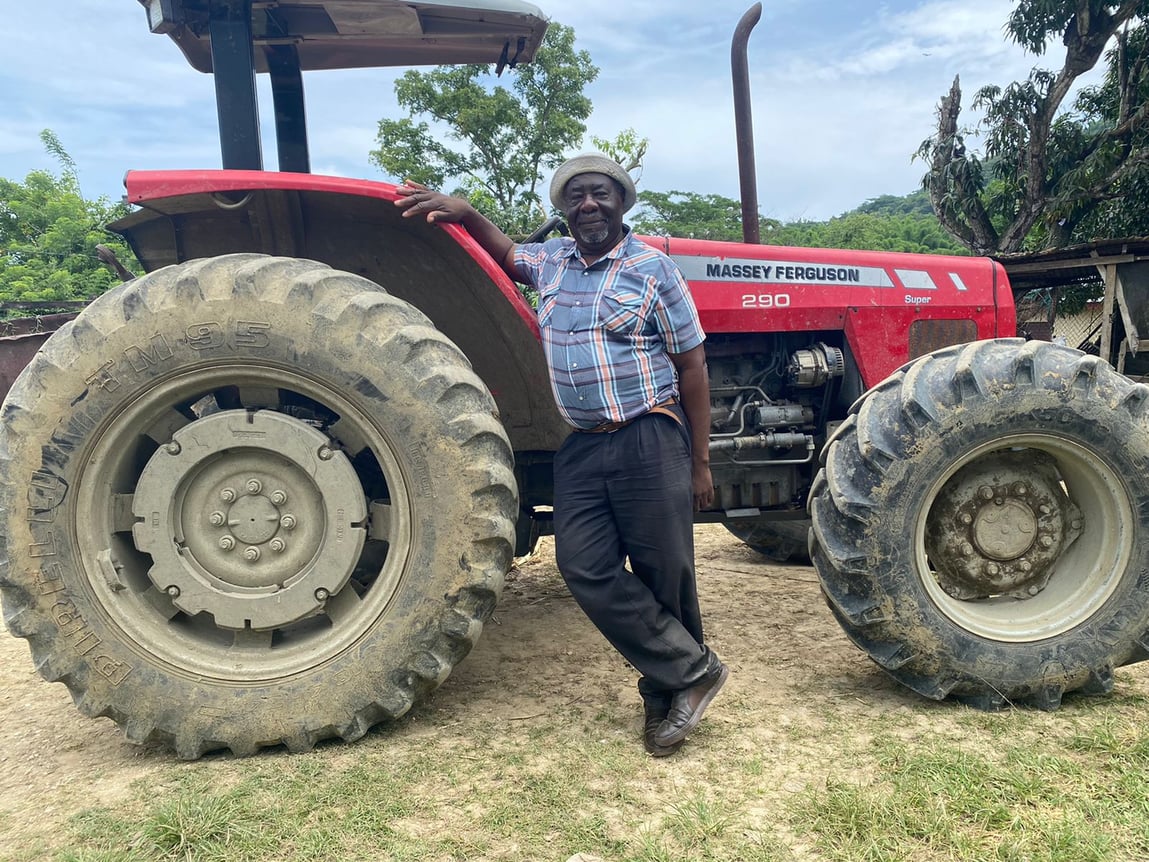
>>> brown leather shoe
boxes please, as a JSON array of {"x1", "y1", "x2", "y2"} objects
[
  {"x1": 653, "y1": 659, "x2": 728, "y2": 747},
  {"x1": 642, "y1": 695, "x2": 683, "y2": 757}
]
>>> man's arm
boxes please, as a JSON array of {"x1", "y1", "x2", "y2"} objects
[
  {"x1": 669, "y1": 344, "x2": 715, "y2": 512},
  {"x1": 394, "y1": 182, "x2": 518, "y2": 280}
]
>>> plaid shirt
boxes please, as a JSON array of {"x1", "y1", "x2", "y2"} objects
[{"x1": 514, "y1": 230, "x2": 705, "y2": 430}]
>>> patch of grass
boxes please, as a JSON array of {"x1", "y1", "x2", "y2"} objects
[
  {"x1": 632, "y1": 791, "x2": 787, "y2": 862},
  {"x1": 14, "y1": 671, "x2": 1149, "y2": 862},
  {"x1": 665, "y1": 792, "x2": 734, "y2": 848},
  {"x1": 791, "y1": 716, "x2": 1149, "y2": 862},
  {"x1": 29, "y1": 716, "x2": 797, "y2": 862}
]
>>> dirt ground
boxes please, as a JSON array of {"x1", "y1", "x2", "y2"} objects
[{"x1": 3, "y1": 524, "x2": 1147, "y2": 855}]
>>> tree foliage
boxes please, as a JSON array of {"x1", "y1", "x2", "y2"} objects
[
  {"x1": 0, "y1": 131, "x2": 137, "y2": 313},
  {"x1": 854, "y1": 189, "x2": 938, "y2": 217},
  {"x1": 589, "y1": 128, "x2": 649, "y2": 175},
  {"x1": 918, "y1": 0, "x2": 1149, "y2": 253},
  {"x1": 767, "y1": 211, "x2": 970, "y2": 254},
  {"x1": 632, "y1": 188, "x2": 968, "y2": 254},
  {"x1": 632, "y1": 190, "x2": 746, "y2": 241},
  {"x1": 370, "y1": 23, "x2": 597, "y2": 237}
]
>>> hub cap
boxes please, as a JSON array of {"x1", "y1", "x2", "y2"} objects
[
  {"x1": 925, "y1": 450, "x2": 1082, "y2": 600},
  {"x1": 917, "y1": 435, "x2": 1130, "y2": 642},
  {"x1": 133, "y1": 410, "x2": 367, "y2": 629}
]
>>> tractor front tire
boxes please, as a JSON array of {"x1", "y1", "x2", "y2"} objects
[
  {"x1": 724, "y1": 518, "x2": 812, "y2": 565},
  {"x1": 0, "y1": 254, "x2": 517, "y2": 757},
  {"x1": 809, "y1": 339, "x2": 1149, "y2": 709}
]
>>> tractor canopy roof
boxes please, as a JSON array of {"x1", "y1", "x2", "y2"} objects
[
  {"x1": 140, "y1": 0, "x2": 548, "y2": 72},
  {"x1": 135, "y1": 0, "x2": 549, "y2": 171}
]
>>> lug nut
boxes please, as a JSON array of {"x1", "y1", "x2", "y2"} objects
[
  {"x1": 243, "y1": 546, "x2": 261, "y2": 562},
  {"x1": 979, "y1": 486, "x2": 994, "y2": 500},
  {"x1": 960, "y1": 513, "x2": 973, "y2": 525},
  {"x1": 1028, "y1": 584, "x2": 1040, "y2": 596},
  {"x1": 315, "y1": 588, "x2": 330, "y2": 601},
  {"x1": 1039, "y1": 535, "x2": 1054, "y2": 548},
  {"x1": 218, "y1": 536, "x2": 236, "y2": 551},
  {"x1": 1019, "y1": 560, "x2": 1032, "y2": 572},
  {"x1": 220, "y1": 488, "x2": 237, "y2": 503},
  {"x1": 246, "y1": 478, "x2": 263, "y2": 495},
  {"x1": 165, "y1": 442, "x2": 181, "y2": 455},
  {"x1": 208, "y1": 511, "x2": 226, "y2": 526},
  {"x1": 166, "y1": 585, "x2": 180, "y2": 598},
  {"x1": 960, "y1": 542, "x2": 973, "y2": 557},
  {"x1": 269, "y1": 537, "x2": 286, "y2": 553},
  {"x1": 270, "y1": 490, "x2": 288, "y2": 505},
  {"x1": 1013, "y1": 483, "x2": 1027, "y2": 495},
  {"x1": 281, "y1": 514, "x2": 297, "y2": 531},
  {"x1": 318, "y1": 446, "x2": 334, "y2": 461},
  {"x1": 986, "y1": 563, "x2": 1000, "y2": 576}
]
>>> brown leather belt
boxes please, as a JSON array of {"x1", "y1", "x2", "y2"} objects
[{"x1": 578, "y1": 398, "x2": 681, "y2": 434}]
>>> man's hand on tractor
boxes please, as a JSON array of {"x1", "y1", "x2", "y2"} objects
[
  {"x1": 394, "y1": 181, "x2": 472, "y2": 225},
  {"x1": 394, "y1": 181, "x2": 519, "y2": 280}
]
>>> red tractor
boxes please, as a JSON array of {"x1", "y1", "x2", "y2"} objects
[{"x1": 4, "y1": 0, "x2": 1149, "y2": 758}]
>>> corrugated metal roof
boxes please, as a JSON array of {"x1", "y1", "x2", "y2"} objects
[{"x1": 994, "y1": 237, "x2": 1149, "y2": 292}]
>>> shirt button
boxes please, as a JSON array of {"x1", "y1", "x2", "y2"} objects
[
  {"x1": 571, "y1": 363, "x2": 578, "y2": 368},
  {"x1": 578, "y1": 396, "x2": 585, "y2": 401}
]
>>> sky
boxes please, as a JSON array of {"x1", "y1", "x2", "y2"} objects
[{"x1": 0, "y1": 0, "x2": 1099, "y2": 221}]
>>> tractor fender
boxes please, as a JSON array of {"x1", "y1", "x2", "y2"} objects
[{"x1": 111, "y1": 170, "x2": 568, "y2": 452}]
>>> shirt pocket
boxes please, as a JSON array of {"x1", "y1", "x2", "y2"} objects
[
  {"x1": 598, "y1": 289, "x2": 647, "y2": 338},
  {"x1": 537, "y1": 292, "x2": 558, "y2": 329}
]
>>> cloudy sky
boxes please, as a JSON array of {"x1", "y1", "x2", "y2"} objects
[{"x1": 1, "y1": 0, "x2": 1094, "y2": 221}]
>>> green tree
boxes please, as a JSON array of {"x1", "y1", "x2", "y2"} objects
[
  {"x1": 854, "y1": 189, "x2": 938, "y2": 217},
  {"x1": 632, "y1": 190, "x2": 747, "y2": 241},
  {"x1": 589, "y1": 128, "x2": 649, "y2": 175},
  {"x1": 768, "y1": 210, "x2": 969, "y2": 255},
  {"x1": 370, "y1": 22, "x2": 597, "y2": 237},
  {"x1": 918, "y1": 0, "x2": 1149, "y2": 253},
  {"x1": 632, "y1": 187, "x2": 967, "y2": 254},
  {"x1": 1062, "y1": 21, "x2": 1149, "y2": 241},
  {"x1": 0, "y1": 131, "x2": 137, "y2": 314}
]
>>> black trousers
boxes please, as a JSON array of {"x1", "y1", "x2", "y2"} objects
[{"x1": 553, "y1": 406, "x2": 710, "y2": 698}]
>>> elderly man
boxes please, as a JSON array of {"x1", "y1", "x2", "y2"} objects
[{"x1": 395, "y1": 154, "x2": 727, "y2": 755}]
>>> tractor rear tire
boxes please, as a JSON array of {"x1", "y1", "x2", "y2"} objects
[
  {"x1": 724, "y1": 518, "x2": 812, "y2": 565},
  {"x1": 809, "y1": 339, "x2": 1149, "y2": 710},
  {"x1": 0, "y1": 254, "x2": 517, "y2": 757}
]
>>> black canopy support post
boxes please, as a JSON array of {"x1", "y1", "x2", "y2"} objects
[
  {"x1": 210, "y1": 0, "x2": 262, "y2": 171},
  {"x1": 268, "y1": 44, "x2": 311, "y2": 173},
  {"x1": 731, "y1": 3, "x2": 762, "y2": 245}
]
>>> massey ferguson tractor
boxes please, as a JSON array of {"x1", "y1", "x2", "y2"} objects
[{"x1": 4, "y1": 0, "x2": 1149, "y2": 758}]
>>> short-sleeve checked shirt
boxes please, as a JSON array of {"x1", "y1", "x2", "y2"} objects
[{"x1": 513, "y1": 230, "x2": 705, "y2": 430}]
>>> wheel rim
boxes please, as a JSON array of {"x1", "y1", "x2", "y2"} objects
[
  {"x1": 916, "y1": 433, "x2": 1132, "y2": 642},
  {"x1": 73, "y1": 362, "x2": 413, "y2": 681}
]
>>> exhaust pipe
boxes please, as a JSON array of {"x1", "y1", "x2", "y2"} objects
[{"x1": 732, "y1": 3, "x2": 762, "y2": 244}]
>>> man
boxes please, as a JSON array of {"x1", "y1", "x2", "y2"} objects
[{"x1": 394, "y1": 153, "x2": 727, "y2": 755}]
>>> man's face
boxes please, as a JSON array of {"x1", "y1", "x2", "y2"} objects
[{"x1": 562, "y1": 172, "x2": 625, "y2": 257}]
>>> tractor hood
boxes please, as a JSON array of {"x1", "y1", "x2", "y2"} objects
[{"x1": 140, "y1": 0, "x2": 549, "y2": 72}]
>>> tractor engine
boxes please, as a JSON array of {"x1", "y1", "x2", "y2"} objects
[{"x1": 704, "y1": 335, "x2": 850, "y2": 513}]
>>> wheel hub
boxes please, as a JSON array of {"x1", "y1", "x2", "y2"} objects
[
  {"x1": 925, "y1": 450, "x2": 1083, "y2": 599},
  {"x1": 132, "y1": 410, "x2": 367, "y2": 629}
]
